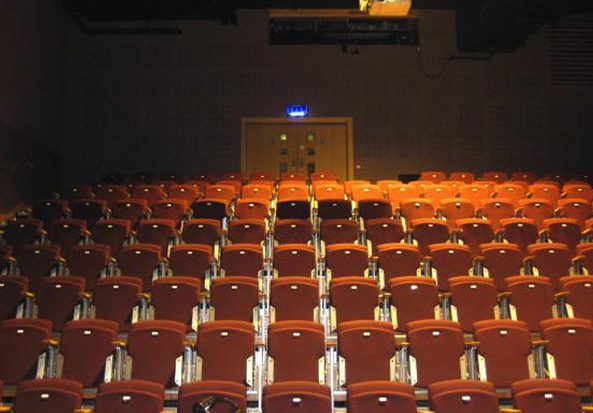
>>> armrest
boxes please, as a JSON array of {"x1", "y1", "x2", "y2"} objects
[
  {"x1": 500, "y1": 409, "x2": 522, "y2": 413},
  {"x1": 582, "y1": 407, "x2": 593, "y2": 412},
  {"x1": 74, "y1": 409, "x2": 93, "y2": 413},
  {"x1": 0, "y1": 407, "x2": 13, "y2": 412}
]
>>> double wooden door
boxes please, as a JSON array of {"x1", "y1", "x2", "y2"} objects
[{"x1": 241, "y1": 118, "x2": 354, "y2": 181}]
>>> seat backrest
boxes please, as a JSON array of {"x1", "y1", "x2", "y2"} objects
[
  {"x1": 268, "y1": 321, "x2": 325, "y2": 383},
  {"x1": 0, "y1": 318, "x2": 52, "y2": 384},
  {"x1": 388, "y1": 276, "x2": 439, "y2": 332},
  {"x1": 95, "y1": 380, "x2": 164, "y2": 413},
  {"x1": 337, "y1": 321, "x2": 396, "y2": 385},
  {"x1": 197, "y1": 320, "x2": 255, "y2": 383},
  {"x1": 60, "y1": 320, "x2": 119, "y2": 387},
  {"x1": 474, "y1": 319, "x2": 532, "y2": 386},
  {"x1": 127, "y1": 320, "x2": 187, "y2": 387},
  {"x1": 220, "y1": 244, "x2": 263, "y2": 277},
  {"x1": 406, "y1": 320, "x2": 465, "y2": 387},
  {"x1": 270, "y1": 277, "x2": 319, "y2": 323}
]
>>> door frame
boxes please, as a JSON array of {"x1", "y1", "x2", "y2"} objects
[{"x1": 240, "y1": 117, "x2": 355, "y2": 180}]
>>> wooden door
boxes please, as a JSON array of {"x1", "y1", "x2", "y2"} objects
[{"x1": 241, "y1": 118, "x2": 354, "y2": 181}]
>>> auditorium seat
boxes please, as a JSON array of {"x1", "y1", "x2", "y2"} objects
[
  {"x1": 277, "y1": 181, "x2": 309, "y2": 200},
  {"x1": 2, "y1": 218, "x2": 44, "y2": 252},
  {"x1": 560, "y1": 275, "x2": 593, "y2": 322},
  {"x1": 409, "y1": 218, "x2": 450, "y2": 257},
  {"x1": 110, "y1": 198, "x2": 150, "y2": 228},
  {"x1": 421, "y1": 171, "x2": 446, "y2": 183},
  {"x1": 210, "y1": 276, "x2": 259, "y2": 322},
  {"x1": 317, "y1": 198, "x2": 352, "y2": 220},
  {"x1": 94, "y1": 184, "x2": 130, "y2": 206},
  {"x1": 388, "y1": 276, "x2": 439, "y2": 331},
  {"x1": 60, "y1": 184, "x2": 94, "y2": 201},
  {"x1": 0, "y1": 276, "x2": 29, "y2": 321},
  {"x1": 92, "y1": 219, "x2": 132, "y2": 257},
  {"x1": 242, "y1": 183, "x2": 273, "y2": 200},
  {"x1": 478, "y1": 243, "x2": 523, "y2": 290},
  {"x1": 528, "y1": 183, "x2": 561, "y2": 206},
  {"x1": 132, "y1": 184, "x2": 165, "y2": 206},
  {"x1": 270, "y1": 277, "x2": 319, "y2": 322},
  {"x1": 511, "y1": 172, "x2": 537, "y2": 185},
  {"x1": 505, "y1": 275, "x2": 555, "y2": 331},
  {"x1": 501, "y1": 218, "x2": 539, "y2": 254},
  {"x1": 482, "y1": 171, "x2": 508, "y2": 184},
  {"x1": 399, "y1": 198, "x2": 435, "y2": 225},
  {"x1": 428, "y1": 379, "x2": 500, "y2": 413},
  {"x1": 151, "y1": 276, "x2": 201, "y2": 329},
  {"x1": 70, "y1": 198, "x2": 108, "y2": 229},
  {"x1": 168, "y1": 244, "x2": 213, "y2": 283},
  {"x1": 448, "y1": 276, "x2": 498, "y2": 331},
  {"x1": 376, "y1": 179, "x2": 402, "y2": 195},
  {"x1": 263, "y1": 381, "x2": 332, "y2": 413},
  {"x1": 540, "y1": 318, "x2": 593, "y2": 385},
  {"x1": 479, "y1": 198, "x2": 516, "y2": 229},
  {"x1": 511, "y1": 379, "x2": 583, "y2": 413},
  {"x1": 95, "y1": 380, "x2": 164, "y2": 413},
  {"x1": 178, "y1": 380, "x2": 247, "y2": 413},
  {"x1": 456, "y1": 218, "x2": 495, "y2": 256},
  {"x1": 136, "y1": 219, "x2": 177, "y2": 254},
  {"x1": 439, "y1": 198, "x2": 475, "y2": 229},
  {"x1": 118, "y1": 243, "x2": 164, "y2": 289},
  {"x1": 220, "y1": 244, "x2": 263, "y2": 277},
  {"x1": 347, "y1": 381, "x2": 417, "y2": 413},
  {"x1": 94, "y1": 276, "x2": 143, "y2": 331},
  {"x1": 127, "y1": 320, "x2": 186, "y2": 386},
  {"x1": 228, "y1": 218, "x2": 267, "y2": 245},
  {"x1": 235, "y1": 198, "x2": 270, "y2": 220},
  {"x1": 66, "y1": 244, "x2": 112, "y2": 291},
  {"x1": 0, "y1": 318, "x2": 52, "y2": 384},
  {"x1": 32, "y1": 199, "x2": 68, "y2": 225},
  {"x1": 250, "y1": 172, "x2": 276, "y2": 182},
  {"x1": 205, "y1": 184, "x2": 236, "y2": 202},
  {"x1": 351, "y1": 184, "x2": 383, "y2": 201},
  {"x1": 562, "y1": 183, "x2": 593, "y2": 202},
  {"x1": 526, "y1": 243, "x2": 572, "y2": 288},
  {"x1": 358, "y1": 198, "x2": 393, "y2": 220},
  {"x1": 15, "y1": 244, "x2": 63, "y2": 290},
  {"x1": 315, "y1": 183, "x2": 345, "y2": 201},
  {"x1": 167, "y1": 184, "x2": 200, "y2": 204},
  {"x1": 151, "y1": 199, "x2": 190, "y2": 227},
  {"x1": 181, "y1": 218, "x2": 221, "y2": 247},
  {"x1": 387, "y1": 185, "x2": 420, "y2": 213},
  {"x1": 190, "y1": 198, "x2": 231, "y2": 221},
  {"x1": 47, "y1": 218, "x2": 88, "y2": 254},
  {"x1": 274, "y1": 219, "x2": 313, "y2": 244},
  {"x1": 13, "y1": 378, "x2": 84, "y2": 413},
  {"x1": 274, "y1": 244, "x2": 316, "y2": 278},
  {"x1": 493, "y1": 183, "x2": 526, "y2": 208},
  {"x1": 518, "y1": 199, "x2": 555, "y2": 230},
  {"x1": 377, "y1": 243, "x2": 421, "y2": 284},
  {"x1": 428, "y1": 244, "x2": 473, "y2": 290},
  {"x1": 337, "y1": 320, "x2": 396, "y2": 385},
  {"x1": 321, "y1": 218, "x2": 359, "y2": 245},
  {"x1": 450, "y1": 172, "x2": 476, "y2": 184},
  {"x1": 557, "y1": 198, "x2": 591, "y2": 228},
  {"x1": 543, "y1": 218, "x2": 582, "y2": 254},
  {"x1": 268, "y1": 321, "x2": 325, "y2": 383},
  {"x1": 458, "y1": 184, "x2": 493, "y2": 210},
  {"x1": 424, "y1": 185, "x2": 455, "y2": 208},
  {"x1": 406, "y1": 320, "x2": 465, "y2": 386},
  {"x1": 365, "y1": 218, "x2": 404, "y2": 255},
  {"x1": 330, "y1": 277, "x2": 379, "y2": 324},
  {"x1": 473, "y1": 319, "x2": 533, "y2": 386},
  {"x1": 310, "y1": 171, "x2": 336, "y2": 182},
  {"x1": 59, "y1": 319, "x2": 118, "y2": 386},
  {"x1": 325, "y1": 243, "x2": 369, "y2": 278},
  {"x1": 276, "y1": 197, "x2": 311, "y2": 220},
  {"x1": 36, "y1": 276, "x2": 85, "y2": 331},
  {"x1": 196, "y1": 320, "x2": 254, "y2": 383}
]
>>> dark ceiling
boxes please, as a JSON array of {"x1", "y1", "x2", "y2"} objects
[{"x1": 62, "y1": 0, "x2": 593, "y2": 53}]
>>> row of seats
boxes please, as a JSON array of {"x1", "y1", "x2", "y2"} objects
[{"x1": 4, "y1": 318, "x2": 593, "y2": 411}]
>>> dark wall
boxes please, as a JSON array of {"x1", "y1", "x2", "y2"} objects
[
  {"x1": 0, "y1": 0, "x2": 69, "y2": 213},
  {"x1": 62, "y1": 10, "x2": 592, "y2": 183}
]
